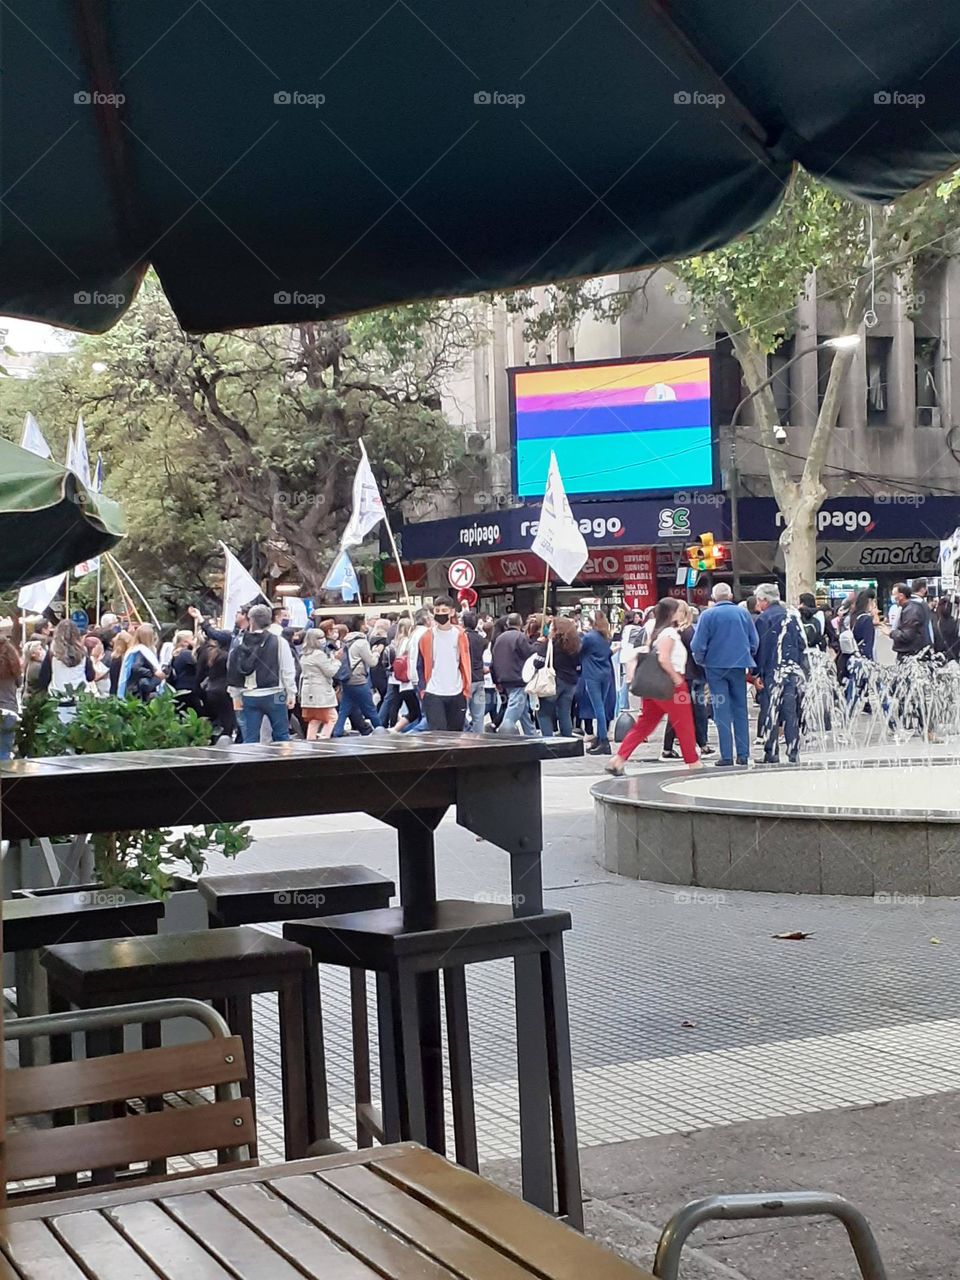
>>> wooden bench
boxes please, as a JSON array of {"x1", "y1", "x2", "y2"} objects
[
  {"x1": 2, "y1": 1143, "x2": 656, "y2": 1279},
  {"x1": 4, "y1": 998, "x2": 253, "y2": 1202}
]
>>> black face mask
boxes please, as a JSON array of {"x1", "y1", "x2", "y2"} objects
[{"x1": 434, "y1": 613, "x2": 451, "y2": 625}]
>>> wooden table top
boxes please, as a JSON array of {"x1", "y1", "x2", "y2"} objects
[
  {"x1": 0, "y1": 734, "x2": 581, "y2": 781},
  {"x1": 0, "y1": 735, "x2": 582, "y2": 841},
  {"x1": 2, "y1": 1143, "x2": 652, "y2": 1280}
]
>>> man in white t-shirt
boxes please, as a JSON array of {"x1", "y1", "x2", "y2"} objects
[{"x1": 417, "y1": 596, "x2": 471, "y2": 731}]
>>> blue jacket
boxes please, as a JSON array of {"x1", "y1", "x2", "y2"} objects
[
  {"x1": 692, "y1": 602, "x2": 759, "y2": 671},
  {"x1": 754, "y1": 603, "x2": 808, "y2": 679}
]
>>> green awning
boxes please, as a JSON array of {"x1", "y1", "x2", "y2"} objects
[
  {"x1": 3, "y1": 2, "x2": 960, "y2": 333},
  {"x1": 0, "y1": 437, "x2": 124, "y2": 590}
]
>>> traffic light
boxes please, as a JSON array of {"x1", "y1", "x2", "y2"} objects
[
  {"x1": 686, "y1": 544, "x2": 702, "y2": 570},
  {"x1": 699, "y1": 532, "x2": 716, "y2": 571}
]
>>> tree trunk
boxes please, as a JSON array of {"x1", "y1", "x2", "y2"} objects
[{"x1": 780, "y1": 509, "x2": 818, "y2": 600}]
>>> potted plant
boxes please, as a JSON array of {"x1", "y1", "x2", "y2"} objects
[{"x1": 14, "y1": 689, "x2": 251, "y2": 907}]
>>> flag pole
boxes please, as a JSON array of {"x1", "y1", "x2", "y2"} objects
[
  {"x1": 94, "y1": 560, "x2": 102, "y2": 626},
  {"x1": 381, "y1": 515, "x2": 409, "y2": 606},
  {"x1": 219, "y1": 543, "x2": 230, "y2": 629},
  {"x1": 541, "y1": 561, "x2": 550, "y2": 636}
]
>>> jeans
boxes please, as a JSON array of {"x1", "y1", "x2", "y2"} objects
[
  {"x1": 423, "y1": 691, "x2": 467, "y2": 731},
  {"x1": 761, "y1": 674, "x2": 801, "y2": 761},
  {"x1": 582, "y1": 677, "x2": 611, "y2": 742},
  {"x1": 378, "y1": 685, "x2": 421, "y2": 728},
  {"x1": 239, "y1": 692, "x2": 290, "y2": 743},
  {"x1": 0, "y1": 710, "x2": 17, "y2": 760},
  {"x1": 665, "y1": 676, "x2": 708, "y2": 752},
  {"x1": 499, "y1": 686, "x2": 538, "y2": 736},
  {"x1": 536, "y1": 679, "x2": 576, "y2": 737},
  {"x1": 332, "y1": 680, "x2": 380, "y2": 737},
  {"x1": 467, "y1": 680, "x2": 486, "y2": 733},
  {"x1": 704, "y1": 667, "x2": 749, "y2": 762}
]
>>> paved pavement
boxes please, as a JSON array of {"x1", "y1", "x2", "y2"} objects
[{"x1": 189, "y1": 740, "x2": 960, "y2": 1275}]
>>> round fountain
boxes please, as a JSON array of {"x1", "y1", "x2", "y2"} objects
[{"x1": 592, "y1": 651, "x2": 960, "y2": 896}]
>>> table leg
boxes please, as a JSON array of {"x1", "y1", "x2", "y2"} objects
[{"x1": 396, "y1": 810, "x2": 446, "y2": 1155}]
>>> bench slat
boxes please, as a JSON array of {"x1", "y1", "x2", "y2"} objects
[
  {"x1": 7, "y1": 1098, "x2": 253, "y2": 1182},
  {"x1": 49, "y1": 1211, "x2": 162, "y2": 1280},
  {"x1": 6, "y1": 1036, "x2": 246, "y2": 1118}
]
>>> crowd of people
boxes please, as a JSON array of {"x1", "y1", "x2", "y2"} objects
[{"x1": 1, "y1": 576, "x2": 955, "y2": 766}]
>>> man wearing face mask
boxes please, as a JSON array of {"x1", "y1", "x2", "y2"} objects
[{"x1": 417, "y1": 596, "x2": 472, "y2": 731}]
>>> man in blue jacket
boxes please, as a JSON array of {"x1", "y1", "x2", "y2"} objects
[
  {"x1": 753, "y1": 583, "x2": 809, "y2": 764},
  {"x1": 692, "y1": 583, "x2": 759, "y2": 766}
]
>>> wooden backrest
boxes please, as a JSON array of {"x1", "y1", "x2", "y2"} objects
[{"x1": 5, "y1": 1035, "x2": 253, "y2": 1188}]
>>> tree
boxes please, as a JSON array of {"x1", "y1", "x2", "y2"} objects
[
  {"x1": 506, "y1": 172, "x2": 960, "y2": 598},
  {"x1": 0, "y1": 279, "x2": 475, "y2": 602}
]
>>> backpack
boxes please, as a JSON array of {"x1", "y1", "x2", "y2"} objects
[
  {"x1": 392, "y1": 649, "x2": 411, "y2": 684},
  {"x1": 838, "y1": 620, "x2": 858, "y2": 656},
  {"x1": 226, "y1": 631, "x2": 268, "y2": 685},
  {"x1": 334, "y1": 639, "x2": 364, "y2": 686}
]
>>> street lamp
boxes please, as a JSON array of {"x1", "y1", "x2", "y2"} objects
[{"x1": 727, "y1": 333, "x2": 861, "y2": 598}]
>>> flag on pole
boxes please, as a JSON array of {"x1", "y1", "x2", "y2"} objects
[
  {"x1": 20, "y1": 412, "x2": 52, "y2": 459},
  {"x1": 94, "y1": 452, "x2": 104, "y2": 492},
  {"x1": 220, "y1": 542, "x2": 267, "y2": 628},
  {"x1": 18, "y1": 573, "x2": 66, "y2": 614},
  {"x1": 66, "y1": 413, "x2": 92, "y2": 488},
  {"x1": 530, "y1": 450, "x2": 589, "y2": 585},
  {"x1": 322, "y1": 550, "x2": 360, "y2": 602},
  {"x1": 74, "y1": 456, "x2": 105, "y2": 578},
  {"x1": 341, "y1": 439, "x2": 385, "y2": 549}
]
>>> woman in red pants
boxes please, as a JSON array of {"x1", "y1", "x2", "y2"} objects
[{"x1": 606, "y1": 598, "x2": 702, "y2": 775}]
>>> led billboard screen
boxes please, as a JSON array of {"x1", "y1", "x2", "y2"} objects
[{"x1": 511, "y1": 354, "x2": 715, "y2": 499}]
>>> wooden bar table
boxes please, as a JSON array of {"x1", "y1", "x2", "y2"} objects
[
  {"x1": 2, "y1": 1143, "x2": 650, "y2": 1280},
  {"x1": 0, "y1": 734, "x2": 581, "y2": 1215}
]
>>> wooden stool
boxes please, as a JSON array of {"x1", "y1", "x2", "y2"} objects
[
  {"x1": 198, "y1": 865, "x2": 394, "y2": 926},
  {"x1": 5, "y1": 890, "x2": 164, "y2": 1067},
  {"x1": 285, "y1": 900, "x2": 582, "y2": 1227},
  {"x1": 41, "y1": 927, "x2": 313, "y2": 1161},
  {"x1": 198, "y1": 865, "x2": 394, "y2": 1148}
]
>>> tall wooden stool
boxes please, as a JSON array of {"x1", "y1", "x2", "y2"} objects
[
  {"x1": 285, "y1": 899, "x2": 582, "y2": 1227},
  {"x1": 41, "y1": 927, "x2": 313, "y2": 1160},
  {"x1": 198, "y1": 865, "x2": 394, "y2": 1147}
]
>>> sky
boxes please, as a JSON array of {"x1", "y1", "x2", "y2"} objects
[{"x1": 1, "y1": 317, "x2": 72, "y2": 353}]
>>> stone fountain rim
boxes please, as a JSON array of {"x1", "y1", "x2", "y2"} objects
[{"x1": 591, "y1": 755, "x2": 960, "y2": 823}]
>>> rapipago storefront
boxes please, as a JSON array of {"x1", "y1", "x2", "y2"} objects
[
  {"x1": 386, "y1": 493, "x2": 960, "y2": 611},
  {"x1": 392, "y1": 496, "x2": 730, "y2": 613}
]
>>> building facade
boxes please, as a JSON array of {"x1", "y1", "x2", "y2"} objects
[{"x1": 393, "y1": 266, "x2": 960, "y2": 609}]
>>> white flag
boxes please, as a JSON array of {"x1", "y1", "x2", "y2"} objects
[
  {"x1": 66, "y1": 413, "x2": 92, "y2": 488},
  {"x1": 20, "y1": 412, "x2": 52, "y2": 459},
  {"x1": 74, "y1": 557, "x2": 100, "y2": 579},
  {"x1": 282, "y1": 596, "x2": 309, "y2": 628},
  {"x1": 18, "y1": 573, "x2": 66, "y2": 614},
  {"x1": 530, "y1": 451, "x2": 589, "y2": 585},
  {"x1": 220, "y1": 542, "x2": 267, "y2": 628},
  {"x1": 341, "y1": 439, "x2": 385, "y2": 549}
]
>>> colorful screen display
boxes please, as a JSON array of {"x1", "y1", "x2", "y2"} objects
[{"x1": 511, "y1": 355, "x2": 714, "y2": 499}]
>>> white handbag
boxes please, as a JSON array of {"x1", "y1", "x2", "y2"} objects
[{"x1": 524, "y1": 639, "x2": 556, "y2": 699}]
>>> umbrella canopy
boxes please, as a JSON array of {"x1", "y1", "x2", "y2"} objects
[
  {"x1": 4, "y1": 1, "x2": 960, "y2": 333},
  {"x1": 0, "y1": 437, "x2": 124, "y2": 590}
]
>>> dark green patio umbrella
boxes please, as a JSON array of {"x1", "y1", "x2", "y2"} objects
[
  {"x1": 4, "y1": 1, "x2": 960, "y2": 333},
  {"x1": 0, "y1": 437, "x2": 124, "y2": 590}
]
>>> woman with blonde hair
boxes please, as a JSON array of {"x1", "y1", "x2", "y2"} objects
[
  {"x1": 108, "y1": 629, "x2": 134, "y2": 695},
  {"x1": 120, "y1": 623, "x2": 165, "y2": 700},
  {"x1": 0, "y1": 636, "x2": 22, "y2": 759},
  {"x1": 377, "y1": 617, "x2": 422, "y2": 730},
  {"x1": 37, "y1": 620, "x2": 96, "y2": 696},
  {"x1": 298, "y1": 627, "x2": 341, "y2": 739}
]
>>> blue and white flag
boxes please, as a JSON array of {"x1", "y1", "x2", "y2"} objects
[{"x1": 322, "y1": 550, "x2": 360, "y2": 602}]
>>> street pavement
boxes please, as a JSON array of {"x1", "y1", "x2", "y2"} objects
[{"x1": 199, "y1": 740, "x2": 960, "y2": 1278}]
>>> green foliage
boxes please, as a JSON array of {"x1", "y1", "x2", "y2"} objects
[
  {"x1": 0, "y1": 279, "x2": 473, "y2": 602},
  {"x1": 16, "y1": 690, "x2": 251, "y2": 898}
]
